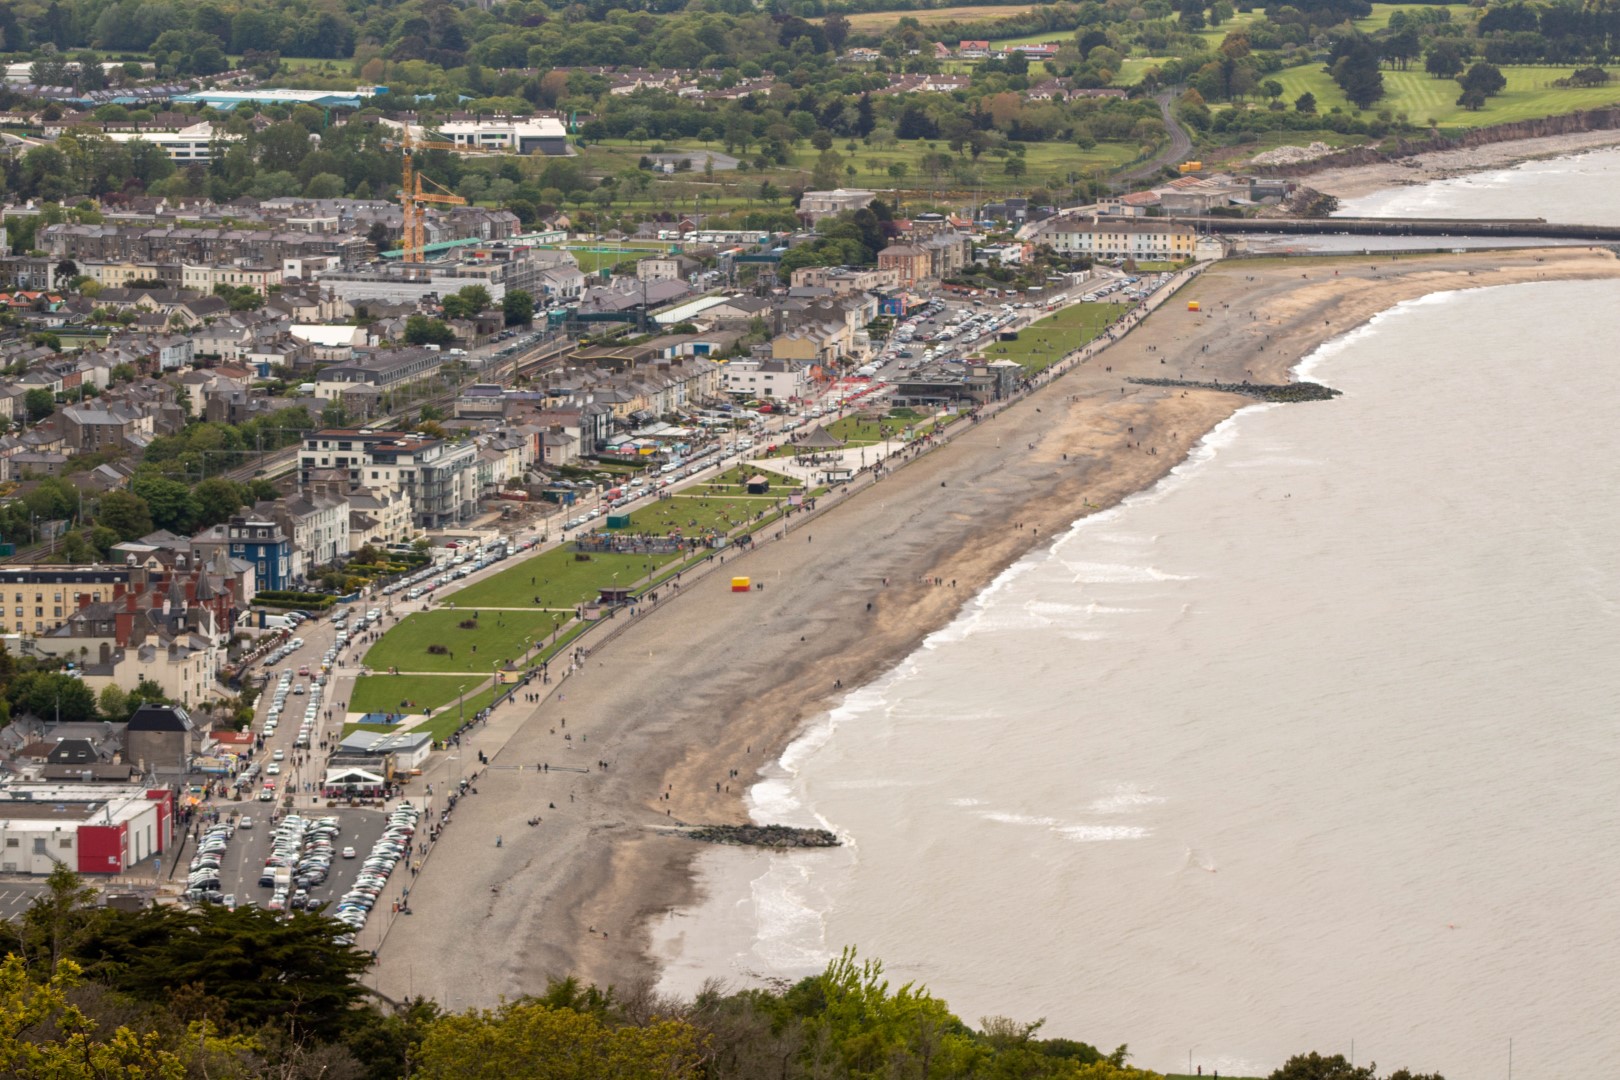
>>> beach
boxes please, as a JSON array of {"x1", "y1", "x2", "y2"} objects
[
  {"x1": 370, "y1": 245, "x2": 1620, "y2": 1008},
  {"x1": 1303, "y1": 129, "x2": 1620, "y2": 201}
]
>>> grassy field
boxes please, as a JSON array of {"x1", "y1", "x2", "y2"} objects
[
  {"x1": 578, "y1": 136, "x2": 1134, "y2": 204},
  {"x1": 362, "y1": 608, "x2": 567, "y2": 675},
  {"x1": 1352, "y1": 1, "x2": 1473, "y2": 32},
  {"x1": 1269, "y1": 63, "x2": 1620, "y2": 129},
  {"x1": 605, "y1": 492, "x2": 775, "y2": 536},
  {"x1": 833, "y1": 4, "x2": 1037, "y2": 30},
  {"x1": 708, "y1": 464, "x2": 802, "y2": 488},
  {"x1": 980, "y1": 302, "x2": 1116, "y2": 372},
  {"x1": 349, "y1": 673, "x2": 485, "y2": 717},
  {"x1": 448, "y1": 545, "x2": 678, "y2": 610}
]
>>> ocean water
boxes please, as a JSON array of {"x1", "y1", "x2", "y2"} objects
[
  {"x1": 1336, "y1": 144, "x2": 1620, "y2": 223},
  {"x1": 651, "y1": 157, "x2": 1620, "y2": 1077}
]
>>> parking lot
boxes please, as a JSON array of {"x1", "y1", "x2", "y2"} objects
[
  {"x1": 178, "y1": 806, "x2": 395, "y2": 913},
  {"x1": 0, "y1": 882, "x2": 48, "y2": 922}
]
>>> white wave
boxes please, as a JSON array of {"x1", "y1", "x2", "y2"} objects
[
  {"x1": 946, "y1": 797, "x2": 985, "y2": 807},
  {"x1": 981, "y1": 812, "x2": 1063, "y2": 827},
  {"x1": 1087, "y1": 786, "x2": 1167, "y2": 814},
  {"x1": 1065, "y1": 561, "x2": 1194, "y2": 585},
  {"x1": 1056, "y1": 824, "x2": 1150, "y2": 842},
  {"x1": 748, "y1": 859, "x2": 839, "y2": 970}
]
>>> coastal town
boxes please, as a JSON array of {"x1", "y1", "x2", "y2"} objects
[
  {"x1": 0, "y1": 68, "x2": 1282, "y2": 901},
  {"x1": 0, "y1": 1, "x2": 1614, "y2": 1071}
]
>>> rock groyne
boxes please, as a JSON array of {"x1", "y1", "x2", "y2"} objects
[
  {"x1": 1129, "y1": 377, "x2": 1342, "y2": 403},
  {"x1": 682, "y1": 824, "x2": 841, "y2": 849}
]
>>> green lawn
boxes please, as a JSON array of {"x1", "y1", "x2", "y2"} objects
[
  {"x1": 822, "y1": 415, "x2": 916, "y2": 445},
  {"x1": 1352, "y1": 2, "x2": 1473, "y2": 32},
  {"x1": 980, "y1": 303, "x2": 1116, "y2": 372},
  {"x1": 579, "y1": 135, "x2": 1134, "y2": 203},
  {"x1": 348, "y1": 674, "x2": 486, "y2": 717},
  {"x1": 1269, "y1": 62, "x2": 1620, "y2": 129},
  {"x1": 448, "y1": 545, "x2": 677, "y2": 610},
  {"x1": 362, "y1": 609, "x2": 566, "y2": 674},
  {"x1": 707, "y1": 465, "x2": 802, "y2": 488},
  {"x1": 605, "y1": 493, "x2": 774, "y2": 537}
]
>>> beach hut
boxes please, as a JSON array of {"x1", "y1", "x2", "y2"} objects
[
  {"x1": 1187, "y1": 300, "x2": 1201, "y2": 312},
  {"x1": 731, "y1": 576, "x2": 751, "y2": 592}
]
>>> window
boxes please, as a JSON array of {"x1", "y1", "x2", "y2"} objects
[
  {"x1": 5, "y1": 838, "x2": 17, "y2": 848},
  {"x1": 32, "y1": 839, "x2": 45, "y2": 854},
  {"x1": 58, "y1": 838, "x2": 72, "y2": 849}
]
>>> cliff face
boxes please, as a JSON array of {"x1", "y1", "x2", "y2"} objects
[{"x1": 1258, "y1": 107, "x2": 1620, "y2": 177}]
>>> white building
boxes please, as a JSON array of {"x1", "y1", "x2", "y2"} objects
[
  {"x1": 722, "y1": 358, "x2": 810, "y2": 401},
  {"x1": 101, "y1": 123, "x2": 241, "y2": 164},
  {"x1": 798, "y1": 188, "x2": 877, "y2": 223},
  {"x1": 1042, "y1": 218, "x2": 1197, "y2": 261},
  {"x1": 0, "y1": 784, "x2": 173, "y2": 876},
  {"x1": 432, "y1": 118, "x2": 569, "y2": 155},
  {"x1": 80, "y1": 635, "x2": 221, "y2": 710}
]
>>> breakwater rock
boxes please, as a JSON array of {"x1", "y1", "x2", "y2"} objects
[
  {"x1": 1129, "y1": 377, "x2": 1341, "y2": 403},
  {"x1": 685, "y1": 824, "x2": 841, "y2": 848}
]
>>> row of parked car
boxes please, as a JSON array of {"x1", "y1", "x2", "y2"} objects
[
  {"x1": 331, "y1": 803, "x2": 422, "y2": 937},
  {"x1": 184, "y1": 821, "x2": 237, "y2": 905},
  {"x1": 258, "y1": 814, "x2": 340, "y2": 915}
]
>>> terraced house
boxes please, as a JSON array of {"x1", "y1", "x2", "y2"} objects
[{"x1": 1042, "y1": 218, "x2": 1198, "y2": 262}]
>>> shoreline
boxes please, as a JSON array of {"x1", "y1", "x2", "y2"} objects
[
  {"x1": 1301, "y1": 128, "x2": 1620, "y2": 201},
  {"x1": 370, "y1": 246, "x2": 1620, "y2": 1008}
]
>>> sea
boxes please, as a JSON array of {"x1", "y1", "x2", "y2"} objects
[{"x1": 651, "y1": 153, "x2": 1620, "y2": 1079}]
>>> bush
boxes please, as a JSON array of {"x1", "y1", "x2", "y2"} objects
[{"x1": 427, "y1": 644, "x2": 449, "y2": 655}]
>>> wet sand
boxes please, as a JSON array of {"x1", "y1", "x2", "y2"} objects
[{"x1": 371, "y1": 247, "x2": 1620, "y2": 1007}]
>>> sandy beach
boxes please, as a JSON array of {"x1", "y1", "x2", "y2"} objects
[
  {"x1": 1304, "y1": 129, "x2": 1620, "y2": 201},
  {"x1": 369, "y1": 245, "x2": 1620, "y2": 1008}
]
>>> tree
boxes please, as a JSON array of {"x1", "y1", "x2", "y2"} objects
[
  {"x1": 131, "y1": 475, "x2": 198, "y2": 533},
  {"x1": 1331, "y1": 37, "x2": 1385, "y2": 108},
  {"x1": 405, "y1": 315, "x2": 456, "y2": 346},
  {"x1": 1424, "y1": 41, "x2": 1466, "y2": 79},
  {"x1": 23, "y1": 388, "x2": 55, "y2": 422},
  {"x1": 95, "y1": 490, "x2": 153, "y2": 540},
  {"x1": 1295, "y1": 91, "x2": 1318, "y2": 113},
  {"x1": 416, "y1": 1001, "x2": 705, "y2": 1080},
  {"x1": 7, "y1": 671, "x2": 97, "y2": 723},
  {"x1": 1268, "y1": 1053, "x2": 1444, "y2": 1080},
  {"x1": 502, "y1": 290, "x2": 534, "y2": 326},
  {"x1": 0, "y1": 956, "x2": 186, "y2": 1078},
  {"x1": 440, "y1": 285, "x2": 492, "y2": 321},
  {"x1": 823, "y1": 11, "x2": 851, "y2": 52},
  {"x1": 1458, "y1": 61, "x2": 1507, "y2": 99},
  {"x1": 192, "y1": 477, "x2": 245, "y2": 527},
  {"x1": 72, "y1": 905, "x2": 372, "y2": 1041}
]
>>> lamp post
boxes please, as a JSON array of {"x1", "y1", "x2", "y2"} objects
[{"x1": 457, "y1": 683, "x2": 467, "y2": 726}]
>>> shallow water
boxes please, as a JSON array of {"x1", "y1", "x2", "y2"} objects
[{"x1": 653, "y1": 275, "x2": 1620, "y2": 1078}]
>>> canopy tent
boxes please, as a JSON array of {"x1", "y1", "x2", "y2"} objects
[{"x1": 324, "y1": 767, "x2": 385, "y2": 786}]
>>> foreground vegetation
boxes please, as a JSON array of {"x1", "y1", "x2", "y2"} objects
[{"x1": 0, "y1": 868, "x2": 1453, "y2": 1079}]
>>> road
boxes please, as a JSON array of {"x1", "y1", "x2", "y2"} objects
[{"x1": 1116, "y1": 89, "x2": 1194, "y2": 186}]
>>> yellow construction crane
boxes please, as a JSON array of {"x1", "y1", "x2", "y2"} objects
[{"x1": 396, "y1": 127, "x2": 489, "y2": 263}]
